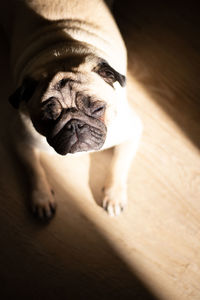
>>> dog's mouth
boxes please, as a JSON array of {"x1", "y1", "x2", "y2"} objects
[{"x1": 46, "y1": 115, "x2": 107, "y2": 155}]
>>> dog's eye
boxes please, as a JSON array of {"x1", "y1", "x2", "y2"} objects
[
  {"x1": 90, "y1": 101, "x2": 106, "y2": 117},
  {"x1": 40, "y1": 97, "x2": 62, "y2": 121}
]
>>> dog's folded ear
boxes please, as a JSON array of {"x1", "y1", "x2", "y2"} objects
[
  {"x1": 93, "y1": 58, "x2": 126, "y2": 87},
  {"x1": 9, "y1": 77, "x2": 38, "y2": 109}
]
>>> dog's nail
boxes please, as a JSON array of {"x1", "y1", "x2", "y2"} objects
[
  {"x1": 50, "y1": 203, "x2": 56, "y2": 212},
  {"x1": 43, "y1": 208, "x2": 52, "y2": 219},
  {"x1": 102, "y1": 198, "x2": 107, "y2": 209},
  {"x1": 107, "y1": 205, "x2": 115, "y2": 217},
  {"x1": 114, "y1": 205, "x2": 121, "y2": 216}
]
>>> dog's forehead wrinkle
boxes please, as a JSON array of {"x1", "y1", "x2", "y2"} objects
[{"x1": 60, "y1": 84, "x2": 77, "y2": 108}]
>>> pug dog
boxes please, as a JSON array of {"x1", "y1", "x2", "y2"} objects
[{"x1": 3, "y1": 0, "x2": 142, "y2": 219}]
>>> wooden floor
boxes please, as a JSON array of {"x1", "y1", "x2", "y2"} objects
[{"x1": 0, "y1": 1, "x2": 200, "y2": 299}]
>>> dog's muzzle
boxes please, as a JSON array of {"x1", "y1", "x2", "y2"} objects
[{"x1": 46, "y1": 112, "x2": 107, "y2": 155}]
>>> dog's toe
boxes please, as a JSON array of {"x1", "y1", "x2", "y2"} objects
[
  {"x1": 31, "y1": 190, "x2": 57, "y2": 220},
  {"x1": 102, "y1": 190, "x2": 126, "y2": 217},
  {"x1": 32, "y1": 204, "x2": 56, "y2": 220},
  {"x1": 33, "y1": 205, "x2": 56, "y2": 220}
]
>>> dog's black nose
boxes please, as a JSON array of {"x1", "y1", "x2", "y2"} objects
[{"x1": 65, "y1": 119, "x2": 86, "y2": 133}]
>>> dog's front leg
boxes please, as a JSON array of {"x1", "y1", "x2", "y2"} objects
[
  {"x1": 102, "y1": 117, "x2": 142, "y2": 217},
  {"x1": 15, "y1": 143, "x2": 56, "y2": 219}
]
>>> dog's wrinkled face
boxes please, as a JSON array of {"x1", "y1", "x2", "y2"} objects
[
  {"x1": 9, "y1": 58, "x2": 126, "y2": 155},
  {"x1": 36, "y1": 78, "x2": 107, "y2": 155}
]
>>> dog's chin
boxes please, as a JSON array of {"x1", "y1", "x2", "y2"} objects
[{"x1": 47, "y1": 120, "x2": 107, "y2": 155}]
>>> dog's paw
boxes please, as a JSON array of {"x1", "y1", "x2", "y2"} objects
[
  {"x1": 102, "y1": 186, "x2": 127, "y2": 217},
  {"x1": 31, "y1": 189, "x2": 56, "y2": 220}
]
